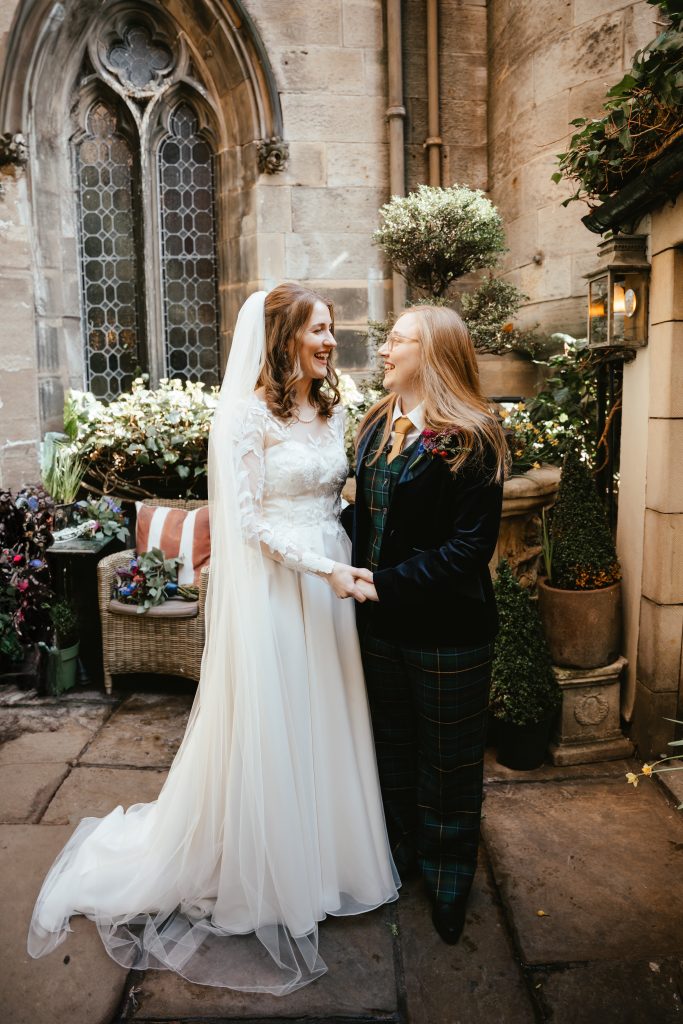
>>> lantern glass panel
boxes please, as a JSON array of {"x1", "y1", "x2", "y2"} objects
[{"x1": 589, "y1": 276, "x2": 608, "y2": 346}]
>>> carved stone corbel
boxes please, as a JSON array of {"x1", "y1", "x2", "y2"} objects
[
  {"x1": 0, "y1": 132, "x2": 27, "y2": 167},
  {"x1": 257, "y1": 136, "x2": 289, "y2": 174}
]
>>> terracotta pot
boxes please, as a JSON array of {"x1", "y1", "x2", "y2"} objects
[
  {"x1": 537, "y1": 577, "x2": 622, "y2": 669},
  {"x1": 476, "y1": 351, "x2": 541, "y2": 401}
]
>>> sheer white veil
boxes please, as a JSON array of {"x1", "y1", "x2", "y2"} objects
[{"x1": 28, "y1": 290, "x2": 328, "y2": 993}]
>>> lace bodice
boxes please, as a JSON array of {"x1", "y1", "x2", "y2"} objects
[{"x1": 232, "y1": 394, "x2": 349, "y2": 575}]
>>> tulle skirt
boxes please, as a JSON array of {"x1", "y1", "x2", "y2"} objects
[{"x1": 27, "y1": 524, "x2": 399, "y2": 993}]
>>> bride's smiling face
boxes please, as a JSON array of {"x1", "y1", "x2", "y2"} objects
[{"x1": 296, "y1": 300, "x2": 336, "y2": 380}]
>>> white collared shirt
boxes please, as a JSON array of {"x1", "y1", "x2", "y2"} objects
[{"x1": 391, "y1": 400, "x2": 425, "y2": 449}]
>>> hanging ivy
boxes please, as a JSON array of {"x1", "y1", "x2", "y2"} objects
[{"x1": 553, "y1": 0, "x2": 683, "y2": 207}]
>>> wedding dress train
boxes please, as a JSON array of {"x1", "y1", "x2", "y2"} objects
[{"x1": 28, "y1": 380, "x2": 399, "y2": 993}]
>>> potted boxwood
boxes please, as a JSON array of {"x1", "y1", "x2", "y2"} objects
[
  {"x1": 372, "y1": 185, "x2": 543, "y2": 399},
  {"x1": 42, "y1": 599, "x2": 80, "y2": 694},
  {"x1": 537, "y1": 448, "x2": 621, "y2": 668},
  {"x1": 490, "y1": 560, "x2": 561, "y2": 770}
]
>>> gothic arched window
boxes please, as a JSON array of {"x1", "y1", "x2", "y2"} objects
[{"x1": 72, "y1": 13, "x2": 221, "y2": 399}]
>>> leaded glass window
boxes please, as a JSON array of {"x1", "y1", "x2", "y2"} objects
[
  {"x1": 75, "y1": 101, "x2": 144, "y2": 399},
  {"x1": 158, "y1": 103, "x2": 220, "y2": 384},
  {"x1": 72, "y1": 12, "x2": 222, "y2": 398}
]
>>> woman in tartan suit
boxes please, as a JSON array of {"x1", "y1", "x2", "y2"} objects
[{"x1": 342, "y1": 304, "x2": 508, "y2": 944}]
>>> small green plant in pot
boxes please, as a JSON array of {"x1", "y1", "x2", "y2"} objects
[
  {"x1": 490, "y1": 560, "x2": 561, "y2": 770},
  {"x1": 41, "y1": 434, "x2": 85, "y2": 529},
  {"x1": 42, "y1": 599, "x2": 80, "y2": 694},
  {"x1": 537, "y1": 448, "x2": 622, "y2": 669}
]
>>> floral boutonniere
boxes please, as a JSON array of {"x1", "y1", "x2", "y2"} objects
[{"x1": 410, "y1": 427, "x2": 472, "y2": 472}]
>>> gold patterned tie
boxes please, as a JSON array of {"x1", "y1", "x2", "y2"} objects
[{"x1": 387, "y1": 416, "x2": 413, "y2": 464}]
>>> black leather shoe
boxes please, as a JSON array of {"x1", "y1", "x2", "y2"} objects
[{"x1": 431, "y1": 900, "x2": 467, "y2": 945}]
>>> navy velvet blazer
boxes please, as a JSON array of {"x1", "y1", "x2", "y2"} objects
[{"x1": 342, "y1": 421, "x2": 504, "y2": 647}]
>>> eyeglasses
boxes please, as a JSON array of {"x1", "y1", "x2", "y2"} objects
[{"x1": 384, "y1": 330, "x2": 420, "y2": 352}]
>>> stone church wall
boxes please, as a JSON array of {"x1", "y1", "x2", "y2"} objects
[{"x1": 488, "y1": 0, "x2": 658, "y2": 338}]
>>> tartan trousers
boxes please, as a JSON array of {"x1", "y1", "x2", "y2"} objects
[{"x1": 360, "y1": 625, "x2": 493, "y2": 905}]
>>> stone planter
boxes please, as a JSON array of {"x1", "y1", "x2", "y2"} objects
[
  {"x1": 492, "y1": 465, "x2": 561, "y2": 588},
  {"x1": 549, "y1": 656, "x2": 633, "y2": 766},
  {"x1": 537, "y1": 577, "x2": 622, "y2": 669},
  {"x1": 476, "y1": 351, "x2": 544, "y2": 401}
]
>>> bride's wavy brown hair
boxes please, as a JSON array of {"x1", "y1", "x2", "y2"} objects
[
  {"x1": 257, "y1": 283, "x2": 340, "y2": 419},
  {"x1": 357, "y1": 304, "x2": 509, "y2": 482}
]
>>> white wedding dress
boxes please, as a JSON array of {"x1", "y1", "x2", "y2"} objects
[{"x1": 28, "y1": 392, "x2": 399, "y2": 993}]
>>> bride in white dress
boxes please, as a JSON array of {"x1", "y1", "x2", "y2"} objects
[{"x1": 27, "y1": 285, "x2": 399, "y2": 994}]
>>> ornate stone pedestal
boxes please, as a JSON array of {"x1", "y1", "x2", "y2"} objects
[
  {"x1": 549, "y1": 655, "x2": 634, "y2": 766},
  {"x1": 492, "y1": 465, "x2": 562, "y2": 588}
]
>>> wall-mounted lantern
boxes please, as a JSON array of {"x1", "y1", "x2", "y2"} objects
[{"x1": 585, "y1": 235, "x2": 650, "y2": 358}]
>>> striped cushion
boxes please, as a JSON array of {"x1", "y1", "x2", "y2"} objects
[{"x1": 135, "y1": 503, "x2": 210, "y2": 586}]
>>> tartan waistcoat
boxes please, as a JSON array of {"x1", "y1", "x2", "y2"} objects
[{"x1": 361, "y1": 426, "x2": 419, "y2": 573}]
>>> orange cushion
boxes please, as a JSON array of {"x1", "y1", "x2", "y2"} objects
[{"x1": 135, "y1": 503, "x2": 210, "y2": 586}]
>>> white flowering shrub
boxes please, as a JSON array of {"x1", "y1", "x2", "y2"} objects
[
  {"x1": 338, "y1": 373, "x2": 384, "y2": 466},
  {"x1": 373, "y1": 184, "x2": 506, "y2": 298},
  {"x1": 63, "y1": 377, "x2": 219, "y2": 499}
]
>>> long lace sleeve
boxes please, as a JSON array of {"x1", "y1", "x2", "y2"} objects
[{"x1": 232, "y1": 400, "x2": 336, "y2": 576}]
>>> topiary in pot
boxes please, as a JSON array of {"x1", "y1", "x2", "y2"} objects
[
  {"x1": 537, "y1": 448, "x2": 622, "y2": 668},
  {"x1": 490, "y1": 560, "x2": 561, "y2": 770},
  {"x1": 373, "y1": 184, "x2": 506, "y2": 299},
  {"x1": 372, "y1": 186, "x2": 541, "y2": 399}
]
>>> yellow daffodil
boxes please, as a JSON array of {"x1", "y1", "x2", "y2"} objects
[
  {"x1": 625, "y1": 772, "x2": 639, "y2": 787},
  {"x1": 642, "y1": 763, "x2": 653, "y2": 776}
]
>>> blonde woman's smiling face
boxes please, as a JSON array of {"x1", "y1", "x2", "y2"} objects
[
  {"x1": 378, "y1": 312, "x2": 422, "y2": 394},
  {"x1": 297, "y1": 300, "x2": 336, "y2": 380}
]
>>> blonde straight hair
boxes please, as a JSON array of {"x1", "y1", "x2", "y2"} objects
[{"x1": 357, "y1": 304, "x2": 509, "y2": 481}]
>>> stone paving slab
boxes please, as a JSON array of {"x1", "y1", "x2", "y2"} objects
[
  {"x1": 397, "y1": 859, "x2": 535, "y2": 1024},
  {"x1": 131, "y1": 906, "x2": 398, "y2": 1020},
  {"x1": 0, "y1": 764, "x2": 69, "y2": 824},
  {"x1": 42, "y1": 766, "x2": 168, "y2": 825},
  {"x1": 482, "y1": 778, "x2": 683, "y2": 965},
  {"x1": 484, "y1": 749, "x2": 635, "y2": 785},
  {"x1": 532, "y1": 958, "x2": 683, "y2": 1024},
  {"x1": 81, "y1": 693, "x2": 193, "y2": 768},
  {"x1": 0, "y1": 723, "x2": 97, "y2": 765},
  {"x1": 0, "y1": 824, "x2": 128, "y2": 1024},
  {"x1": 0, "y1": 699, "x2": 111, "y2": 744}
]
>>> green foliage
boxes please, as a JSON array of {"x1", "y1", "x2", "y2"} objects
[
  {"x1": 500, "y1": 335, "x2": 601, "y2": 472},
  {"x1": 460, "y1": 276, "x2": 537, "y2": 355},
  {"x1": 63, "y1": 377, "x2": 219, "y2": 500},
  {"x1": 73, "y1": 497, "x2": 128, "y2": 543},
  {"x1": 373, "y1": 184, "x2": 506, "y2": 297},
  {"x1": 41, "y1": 437, "x2": 85, "y2": 504},
  {"x1": 550, "y1": 450, "x2": 621, "y2": 590},
  {"x1": 554, "y1": 2, "x2": 683, "y2": 206},
  {"x1": 113, "y1": 548, "x2": 197, "y2": 612},
  {"x1": 0, "y1": 599, "x2": 23, "y2": 667},
  {"x1": 49, "y1": 599, "x2": 79, "y2": 649},
  {"x1": 490, "y1": 561, "x2": 561, "y2": 726}
]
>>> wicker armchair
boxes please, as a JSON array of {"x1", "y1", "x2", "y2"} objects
[{"x1": 97, "y1": 498, "x2": 209, "y2": 695}]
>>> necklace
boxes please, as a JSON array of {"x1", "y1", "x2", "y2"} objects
[{"x1": 295, "y1": 405, "x2": 318, "y2": 424}]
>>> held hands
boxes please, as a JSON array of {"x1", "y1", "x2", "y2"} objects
[
  {"x1": 328, "y1": 563, "x2": 375, "y2": 602},
  {"x1": 355, "y1": 579, "x2": 379, "y2": 602}
]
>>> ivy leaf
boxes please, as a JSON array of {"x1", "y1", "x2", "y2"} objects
[
  {"x1": 551, "y1": 171, "x2": 563, "y2": 183},
  {"x1": 618, "y1": 127, "x2": 634, "y2": 153}
]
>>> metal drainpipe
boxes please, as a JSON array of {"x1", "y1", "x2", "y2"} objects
[
  {"x1": 386, "y1": 0, "x2": 407, "y2": 312},
  {"x1": 425, "y1": 0, "x2": 442, "y2": 186}
]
